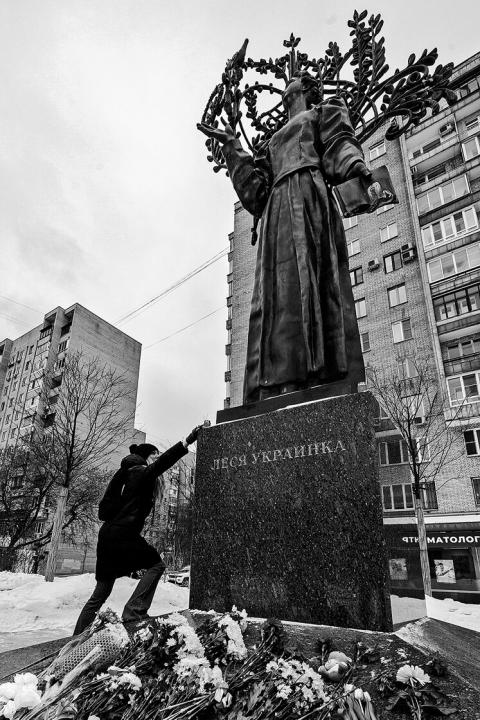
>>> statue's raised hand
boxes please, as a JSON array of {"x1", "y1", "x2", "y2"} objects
[{"x1": 197, "y1": 117, "x2": 236, "y2": 145}]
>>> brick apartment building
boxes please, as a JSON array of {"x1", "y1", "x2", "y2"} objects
[
  {"x1": 223, "y1": 52, "x2": 480, "y2": 601},
  {"x1": 0, "y1": 303, "x2": 144, "y2": 574}
]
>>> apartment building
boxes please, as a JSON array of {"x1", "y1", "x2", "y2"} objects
[
  {"x1": 0, "y1": 303, "x2": 142, "y2": 574},
  {"x1": 223, "y1": 52, "x2": 480, "y2": 601}
]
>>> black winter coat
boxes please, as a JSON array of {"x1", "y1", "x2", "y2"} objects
[{"x1": 95, "y1": 442, "x2": 188, "y2": 581}]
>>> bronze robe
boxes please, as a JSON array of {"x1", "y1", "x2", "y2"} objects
[{"x1": 222, "y1": 98, "x2": 366, "y2": 404}]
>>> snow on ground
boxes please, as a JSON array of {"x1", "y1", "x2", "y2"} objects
[
  {"x1": 425, "y1": 594, "x2": 480, "y2": 633},
  {"x1": 0, "y1": 571, "x2": 189, "y2": 650},
  {"x1": 1, "y1": 573, "x2": 478, "y2": 654}
]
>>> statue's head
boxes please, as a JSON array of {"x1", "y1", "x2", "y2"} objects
[{"x1": 282, "y1": 72, "x2": 323, "y2": 111}]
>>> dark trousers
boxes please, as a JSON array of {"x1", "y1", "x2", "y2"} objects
[{"x1": 73, "y1": 561, "x2": 165, "y2": 635}]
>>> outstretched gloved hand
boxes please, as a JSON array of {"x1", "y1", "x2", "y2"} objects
[{"x1": 186, "y1": 425, "x2": 203, "y2": 445}]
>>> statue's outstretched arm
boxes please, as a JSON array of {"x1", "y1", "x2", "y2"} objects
[{"x1": 198, "y1": 121, "x2": 270, "y2": 218}]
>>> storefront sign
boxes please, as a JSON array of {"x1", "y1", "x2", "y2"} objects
[{"x1": 401, "y1": 533, "x2": 480, "y2": 546}]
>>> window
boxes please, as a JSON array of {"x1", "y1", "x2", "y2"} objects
[
  {"x1": 347, "y1": 238, "x2": 360, "y2": 256},
  {"x1": 380, "y1": 221, "x2": 398, "y2": 243},
  {"x1": 28, "y1": 346, "x2": 33, "y2": 355},
  {"x1": 433, "y1": 284, "x2": 480, "y2": 321},
  {"x1": 392, "y1": 318, "x2": 412, "y2": 343},
  {"x1": 402, "y1": 396, "x2": 426, "y2": 424},
  {"x1": 399, "y1": 358, "x2": 418, "y2": 378},
  {"x1": 360, "y1": 332, "x2": 370, "y2": 352},
  {"x1": 427, "y1": 243, "x2": 480, "y2": 282},
  {"x1": 423, "y1": 481, "x2": 438, "y2": 510},
  {"x1": 384, "y1": 250, "x2": 403, "y2": 273},
  {"x1": 446, "y1": 338, "x2": 480, "y2": 360},
  {"x1": 416, "y1": 175, "x2": 469, "y2": 215},
  {"x1": 447, "y1": 370, "x2": 480, "y2": 405},
  {"x1": 382, "y1": 483, "x2": 414, "y2": 511},
  {"x1": 39, "y1": 327, "x2": 52, "y2": 340},
  {"x1": 465, "y1": 114, "x2": 480, "y2": 133},
  {"x1": 355, "y1": 298, "x2": 367, "y2": 318},
  {"x1": 464, "y1": 429, "x2": 480, "y2": 456},
  {"x1": 421, "y1": 205, "x2": 478, "y2": 249},
  {"x1": 58, "y1": 339, "x2": 69, "y2": 353},
  {"x1": 369, "y1": 140, "x2": 386, "y2": 160},
  {"x1": 25, "y1": 361, "x2": 30, "y2": 371},
  {"x1": 388, "y1": 283, "x2": 407, "y2": 307},
  {"x1": 472, "y1": 477, "x2": 480, "y2": 506},
  {"x1": 343, "y1": 216, "x2": 358, "y2": 230},
  {"x1": 350, "y1": 266, "x2": 363, "y2": 286},
  {"x1": 379, "y1": 439, "x2": 409, "y2": 465},
  {"x1": 462, "y1": 134, "x2": 480, "y2": 161},
  {"x1": 377, "y1": 203, "x2": 395, "y2": 215}
]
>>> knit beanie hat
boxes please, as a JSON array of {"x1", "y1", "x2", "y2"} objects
[{"x1": 129, "y1": 443, "x2": 159, "y2": 460}]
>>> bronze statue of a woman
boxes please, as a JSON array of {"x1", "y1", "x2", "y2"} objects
[
  {"x1": 199, "y1": 73, "x2": 375, "y2": 403},
  {"x1": 198, "y1": 22, "x2": 455, "y2": 405}
]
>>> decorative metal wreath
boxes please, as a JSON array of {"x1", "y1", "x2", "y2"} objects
[{"x1": 200, "y1": 10, "x2": 457, "y2": 174}]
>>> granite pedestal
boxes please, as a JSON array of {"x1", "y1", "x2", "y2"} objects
[{"x1": 190, "y1": 391, "x2": 392, "y2": 631}]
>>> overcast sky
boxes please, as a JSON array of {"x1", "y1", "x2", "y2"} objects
[{"x1": 1, "y1": 0, "x2": 479, "y2": 448}]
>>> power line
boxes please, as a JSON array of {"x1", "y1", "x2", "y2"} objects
[
  {"x1": 116, "y1": 247, "x2": 228, "y2": 325},
  {"x1": 144, "y1": 306, "x2": 224, "y2": 349},
  {"x1": 0, "y1": 311, "x2": 31, "y2": 327},
  {"x1": 0, "y1": 295, "x2": 39, "y2": 314}
]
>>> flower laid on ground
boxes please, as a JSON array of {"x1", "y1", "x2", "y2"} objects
[
  {"x1": 0, "y1": 673, "x2": 42, "y2": 718},
  {"x1": 319, "y1": 650, "x2": 352, "y2": 682},
  {"x1": 396, "y1": 664, "x2": 431, "y2": 687},
  {"x1": 218, "y1": 613, "x2": 248, "y2": 660}
]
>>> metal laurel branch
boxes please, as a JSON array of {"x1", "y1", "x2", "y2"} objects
[{"x1": 200, "y1": 9, "x2": 457, "y2": 175}]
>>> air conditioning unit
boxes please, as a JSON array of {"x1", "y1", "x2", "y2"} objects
[
  {"x1": 401, "y1": 243, "x2": 417, "y2": 263},
  {"x1": 439, "y1": 122, "x2": 455, "y2": 137},
  {"x1": 368, "y1": 258, "x2": 380, "y2": 271}
]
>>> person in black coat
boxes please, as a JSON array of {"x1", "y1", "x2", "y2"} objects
[{"x1": 73, "y1": 428, "x2": 201, "y2": 634}]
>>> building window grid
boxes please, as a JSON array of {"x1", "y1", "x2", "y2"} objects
[
  {"x1": 360, "y1": 331, "x2": 370, "y2": 353},
  {"x1": 355, "y1": 298, "x2": 367, "y2": 319},
  {"x1": 445, "y1": 338, "x2": 480, "y2": 361},
  {"x1": 347, "y1": 238, "x2": 360, "y2": 257},
  {"x1": 427, "y1": 243, "x2": 480, "y2": 283},
  {"x1": 343, "y1": 215, "x2": 358, "y2": 230},
  {"x1": 388, "y1": 283, "x2": 407, "y2": 308},
  {"x1": 380, "y1": 221, "x2": 398, "y2": 243},
  {"x1": 464, "y1": 429, "x2": 480, "y2": 456},
  {"x1": 377, "y1": 203, "x2": 395, "y2": 215},
  {"x1": 379, "y1": 439, "x2": 409, "y2": 466},
  {"x1": 369, "y1": 140, "x2": 386, "y2": 160},
  {"x1": 382, "y1": 483, "x2": 414, "y2": 511},
  {"x1": 392, "y1": 318, "x2": 412, "y2": 343},
  {"x1": 433, "y1": 283, "x2": 480, "y2": 321},
  {"x1": 421, "y1": 205, "x2": 478, "y2": 250},
  {"x1": 350, "y1": 266, "x2": 364, "y2": 286},
  {"x1": 447, "y1": 370, "x2": 480, "y2": 405},
  {"x1": 384, "y1": 250, "x2": 403, "y2": 273},
  {"x1": 416, "y1": 175, "x2": 469, "y2": 216},
  {"x1": 472, "y1": 477, "x2": 480, "y2": 506},
  {"x1": 462, "y1": 134, "x2": 480, "y2": 161}
]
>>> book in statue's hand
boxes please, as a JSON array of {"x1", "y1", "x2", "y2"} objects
[{"x1": 333, "y1": 165, "x2": 398, "y2": 218}]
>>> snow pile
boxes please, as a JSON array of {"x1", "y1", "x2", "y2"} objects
[
  {"x1": 425, "y1": 594, "x2": 480, "y2": 633},
  {"x1": 0, "y1": 572, "x2": 189, "y2": 635},
  {"x1": 0, "y1": 572, "x2": 44, "y2": 592}
]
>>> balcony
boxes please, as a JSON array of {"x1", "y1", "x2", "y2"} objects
[
  {"x1": 224, "y1": 370, "x2": 231, "y2": 383},
  {"x1": 443, "y1": 355, "x2": 480, "y2": 376},
  {"x1": 444, "y1": 401, "x2": 480, "y2": 425}
]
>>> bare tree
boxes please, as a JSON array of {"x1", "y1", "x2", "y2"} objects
[
  {"x1": 366, "y1": 356, "x2": 469, "y2": 597},
  {"x1": 0, "y1": 446, "x2": 106, "y2": 569},
  {"x1": 24, "y1": 350, "x2": 135, "y2": 581}
]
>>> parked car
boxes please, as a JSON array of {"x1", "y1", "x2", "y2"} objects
[{"x1": 166, "y1": 565, "x2": 190, "y2": 587}]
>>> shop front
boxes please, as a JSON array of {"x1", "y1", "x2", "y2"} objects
[{"x1": 384, "y1": 522, "x2": 480, "y2": 602}]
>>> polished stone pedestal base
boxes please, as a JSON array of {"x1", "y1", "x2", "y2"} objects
[{"x1": 190, "y1": 391, "x2": 392, "y2": 631}]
